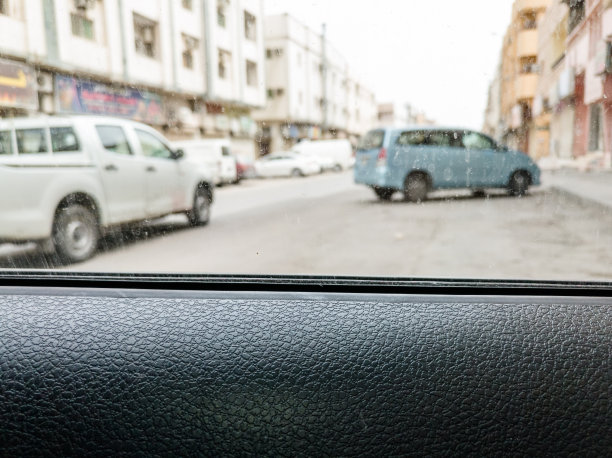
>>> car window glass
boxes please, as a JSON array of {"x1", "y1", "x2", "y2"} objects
[
  {"x1": 462, "y1": 132, "x2": 495, "y2": 150},
  {"x1": 428, "y1": 131, "x2": 452, "y2": 147},
  {"x1": 96, "y1": 126, "x2": 132, "y2": 155},
  {"x1": 51, "y1": 127, "x2": 80, "y2": 153},
  {"x1": 358, "y1": 130, "x2": 384, "y2": 149},
  {"x1": 397, "y1": 131, "x2": 426, "y2": 146},
  {"x1": 0, "y1": 131, "x2": 13, "y2": 155},
  {"x1": 136, "y1": 129, "x2": 173, "y2": 159},
  {"x1": 221, "y1": 146, "x2": 231, "y2": 156},
  {"x1": 16, "y1": 129, "x2": 48, "y2": 154}
]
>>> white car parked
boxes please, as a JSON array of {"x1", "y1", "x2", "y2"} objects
[
  {"x1": 291, "y1": 139, "x2": 354, "y2": 171},
  {"x1": 0, "y1": 115, "x2": 215, "y2": 263},
  {"x1": 172, "y1": 138, "x2": 238, "y2": 186},
  {"x1": 254, "y1": 153, "x2": 321, "y2": 178}
]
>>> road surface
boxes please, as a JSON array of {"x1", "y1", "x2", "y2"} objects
[{"x1": 2, "y1": 171, "x2": 612, "y2": 280}]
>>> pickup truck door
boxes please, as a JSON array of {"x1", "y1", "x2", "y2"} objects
[
  {"x1": 133, "y1": 128, "x2": 184, "y2": 218},
  {"x1": 95, "y1": 125, "x2": 147, "y2": 224}
]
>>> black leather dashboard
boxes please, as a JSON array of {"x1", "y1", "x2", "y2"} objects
[{"x1": 0, "y1": 284, "x2": 610, "y2": 456}]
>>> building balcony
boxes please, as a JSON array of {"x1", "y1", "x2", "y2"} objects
[
  {"x1": 515, "y1": 74, "x2": 538, "y2": 100},
  {"x1": 517, "y1": 30, "x2": 538, "y2": 57},
  {"x1": 514, "y1": 0, "x2": 550, "y2": 15}
]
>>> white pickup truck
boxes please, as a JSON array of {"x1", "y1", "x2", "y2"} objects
[{"x1": 0, "y1": 115, "x2": 215, "y2": 263}]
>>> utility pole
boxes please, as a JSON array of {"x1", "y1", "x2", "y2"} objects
[{"x1": 321, "y1": 23, "x2": 328, "y2": 136}]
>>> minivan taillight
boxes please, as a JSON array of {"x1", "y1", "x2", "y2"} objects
[{"x1": 376, "y1": 147, "x2": 387, "y2": 166}]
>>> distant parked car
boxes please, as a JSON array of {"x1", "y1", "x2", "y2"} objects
[
  {"x1": 172, "y1": 138, "x2": 237, "y2": 186},
  {"x1": 254, "y1": 153, "x2": 321, "y2": 178},
  {"x1": 291, "y1": 139, "x2": 353, "y2": 171},
  {"x1": 354, "y1": 127, "x2": 541, "y2": 201},
  {"x1": 235, "y1": 156, "x2": 256, "y2": 181}
]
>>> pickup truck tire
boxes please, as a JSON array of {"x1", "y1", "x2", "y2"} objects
[
  {"x1": 188, "y1": 185, "x2": 211, "y2": 226},
  {"x1": 52, "y1": 204, "x2": 99, "y2": 264},
  {"x1": 404, "y1": 173, "x2": 429, "y2": 202},
  {"x1": 509, "y1": 171, "x2": 529, "y2": 197}
]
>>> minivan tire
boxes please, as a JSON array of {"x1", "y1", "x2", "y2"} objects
[
  {"x1": 373, "y1": 187, "x2": 394, "y2": 201},
  {"x1": 509, "y1": 171, "x2": 529, "y2": 197},
  {"x1": 52, "y1": 204, "x2": 99, "y2": 264},
  {"x1": 404, "y1": 173, "x2": 429, "y2": 202},
  {"x1": 189, "y1": 185, "x2": 211, "y2": 226}
]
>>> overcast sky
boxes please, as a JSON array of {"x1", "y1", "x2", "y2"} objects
[{"x1": 264, "y1": 0, "x2": 514, "y2": 130}]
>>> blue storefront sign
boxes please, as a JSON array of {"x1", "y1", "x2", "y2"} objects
[{"x1": 55, "y1": 75, "x2": 164, "y2": 124}]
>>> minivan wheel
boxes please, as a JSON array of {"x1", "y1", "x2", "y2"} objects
[
  {"x1": 52, "y1": 204, "x2": 99, "y2": 264},
  {"x1": 404, "y1": 173, "x2": 429, "y2": 202},
  {"x1": 189, "y1": 185, "x2": 211, "y2": 226},
  {"x1": 509, "y1": 171, "x2": 529, "y2": 197},
  {"x1": 373, "y1": 187, "x2": 394, "y2": 201}
]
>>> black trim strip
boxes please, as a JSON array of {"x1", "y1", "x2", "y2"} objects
[{"x1": 0, "y1": 272, "x2": 610, "y2": 297}]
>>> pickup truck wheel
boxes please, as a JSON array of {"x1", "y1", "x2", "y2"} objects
[
  {"x1": 509, "y1": 171, "x2": 529, "y2": 197},
  {"x1": 189, "y1": 186, "x2": 211, "y2": 226},
  {"x1": 52, "y1": 204, "x2": 99, "y2": 264},
  {"x1": 404, "y1": 173, "x2": 429, "y2": 202},
  {"x1": 373, "y1": 187, "x2": 394, "y2": 201}
]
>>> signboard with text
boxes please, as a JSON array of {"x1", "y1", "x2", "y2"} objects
[
  {"x1": 0, "y1": 58, "x2": 38, "y2": 110},
  {"x1": 55, "y1": 75, "x2": 164, "y2": 124}
]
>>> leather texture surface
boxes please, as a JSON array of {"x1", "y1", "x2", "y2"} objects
[{"x1": 0, "y1": 290, "x2": 609, "y2": 456}]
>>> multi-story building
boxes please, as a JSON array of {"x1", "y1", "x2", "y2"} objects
[
  {"x1": 483, "y1": 58, "x2": 503, "y2": 141},
  {"x1": 252, "y1": 14, "x2": 377, "y2": 154},
  {"x1": 377, "y1": 102, "x2": 435, "y2": 128},
  {"x1": 499, "y1": 0, "x2": 551, "y2": 156},
  {"x1": 0, "y1": 0, "x2": 266, "y2": 158}
]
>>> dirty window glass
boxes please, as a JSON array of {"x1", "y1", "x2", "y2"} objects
[
  {"x1": 16, "y1": 129, "x2": 47, "y2": 154},
  {"x1": 51, "y1": 127, "x2": 80, "y2": 153},
  {"x1": 96, "y1": 126, "x2": 132, "y2": 155},
  {"x1": 462, "y1": 132, "x2": 495, "y2": 150},
  {"x1": 136, "y1": 129, "x2": 173, "y2": 159},
  {"x1": 0, "y1": 131, "x2": 13, "y2": 155},
  {"x1": 358, "y1": 130, "x2": 384, "y2": 149},
  {"x1": 397, "y1": 131, "x2": 426, "y2": 146}
]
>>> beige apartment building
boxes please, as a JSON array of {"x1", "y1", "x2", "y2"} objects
[{"x1": 500, "y1": 0, "x2": 552, "y2": 156}]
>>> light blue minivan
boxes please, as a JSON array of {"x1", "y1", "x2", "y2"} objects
[{"x1": 354, "y1": 127, "x2": 541, "y2": 201}]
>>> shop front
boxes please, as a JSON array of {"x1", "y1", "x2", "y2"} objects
[{"x1": 0, "y1": 57, "x2": 38, "y2": 117}]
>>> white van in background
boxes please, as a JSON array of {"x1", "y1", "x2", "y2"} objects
[
  {"x1": 172, "y1": 139, "x2": 238, "y2": 186},
  {"x1": 0, "y1": 115, "x2": 215, "y2": 264},
  {"x1": 291, "y1": 139, "x2": 354, "y2": 171}
]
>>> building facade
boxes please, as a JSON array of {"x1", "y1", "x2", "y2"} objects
[
  {"x1": 252, "y1": 14, "x2": 377, "y2": 154},
  {"x1": 499, "y1": 0, "x2": 552, "y2": 156},
  {"x1": 0, "y1": 0, "x2": 266, "y2": 159}
]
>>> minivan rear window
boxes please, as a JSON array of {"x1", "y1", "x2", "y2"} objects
[
  {"x1": 51, "y1": 127, "x2": 80, "y2": 153},
  {"x1": 0, "y1": 131, "x2": 12, "y2": 155},
  {"x1": 357, "y1": 130, "x2": 384, "y2": 149},
  {"x1": 16, "y1": 129, "x2": 48, "y2": 154}
]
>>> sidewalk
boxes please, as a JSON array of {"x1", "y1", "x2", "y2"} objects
[{"x1": 543, "y1": 169, "x2": 612, "y2": 210}]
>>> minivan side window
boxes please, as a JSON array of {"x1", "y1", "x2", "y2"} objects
[
  {"x1": 358, "y1": 130, "x2": 384, "y2": 149},
  {"x1": 397, "y1": 131, "x2": 427, "y2": 146},
  {"x1": 51, "y1": 127, "x2": 80, "y2": 153},
  {"x1": 16, "y1": 129, "x2": 48, "y2": 154},
  {"x1": 462, "y1": 131, "x2": 495, "y2": 150},
  {"x1": 96, "y1": 125, "x2": 132, "y2": 155},
  {"x1": 135, "y1": 129, "x2": 173, "y2": 159},
  {"x1": 0, "y1": 130, "x2": 13, "y2": 155}
]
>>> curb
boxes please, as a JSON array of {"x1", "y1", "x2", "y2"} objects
[{"x1": 549, "y1": 185, "x2": 612, "y2": 213}]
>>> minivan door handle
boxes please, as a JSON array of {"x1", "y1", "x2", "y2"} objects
[
  {"x1": 145, "y1": 166, "x2": 156, "y2": 172},
  {"x1": 104, "y1": 164, "x2": 118, "y2": 172}
]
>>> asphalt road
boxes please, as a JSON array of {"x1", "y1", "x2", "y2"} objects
[{"x1": 2, "y1": 171, "x2": 612, "y2": 280}]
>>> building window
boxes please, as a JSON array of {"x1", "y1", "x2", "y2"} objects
[
  {"x1": 218, "y1": 49, "x2": 231, "y2": 79},
  {"x1": 181, "y1": 0, "x2": 192, "y2": 10},
  {"x1": 520, "y1": 11, "x2": 537, "y2": 30},
  {"x1": 246, "y1": 60, "x2": 257, "y2": 86},
  {"x1": 71, "y1": 12, "x2": 95, "y2": 40},
  {"x1": 182, "y1": 34, "x2": 198, "y2": 69},
  {"x1": 266, "y1": 48, "x2": 283, "y2": 59},
  {"x1": 133, "y1": 14, "x2": 157, "y2": 58},
  {"x1": 244, "y1": 10, "x2": 256, "y2": 41},
  {"x1": 519, "y1": 56, "x2": 538, "y2": 73},
  {"x1": 568, "y1": 0, "x2": 585, "y2": 33},
  {"x1": 217, "y1": 0, "x2": 227, "y2": 28},
  {"x1": 0, "y1": 0, "x2": 8, "y2": 15},
  {"x1": 588, "y1": 104, "x2": 602, "y2": 151}
]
